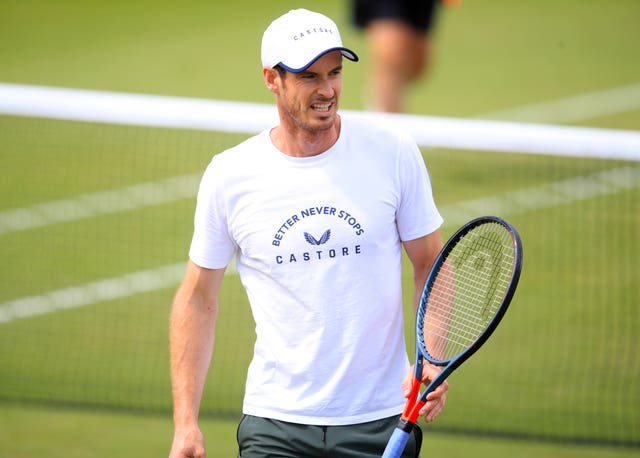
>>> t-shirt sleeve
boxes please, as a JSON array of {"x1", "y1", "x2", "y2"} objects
[
  {"x1": 395, "y1": 133, "x2": 443, "y2": 241},
  {"x1": 188, "y1": 156, "x2": 237, "y2": 269}
]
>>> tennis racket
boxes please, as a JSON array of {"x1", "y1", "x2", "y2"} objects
[{"x1": 382, "y1": 216, "x2": 523, "y2": 458}]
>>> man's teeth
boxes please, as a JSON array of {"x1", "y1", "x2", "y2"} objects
[{"x1": 312, "y1": 103, "x2": 331, "y2": 111}]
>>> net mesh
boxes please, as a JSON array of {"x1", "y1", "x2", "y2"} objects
[{"x1": 0, "y1": 87, "x2": 638, "y2": 447}]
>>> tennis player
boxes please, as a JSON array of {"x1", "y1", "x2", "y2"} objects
[{"x1": 169, "y1": 9, "x2": 447, "y2": 458}]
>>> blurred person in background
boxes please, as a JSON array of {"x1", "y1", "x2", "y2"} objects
[{"x1": 352, "y1": 0, "x2": 459, "y2": 112}]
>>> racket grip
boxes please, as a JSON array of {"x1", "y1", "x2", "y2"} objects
[{"x1": 381, "y1": 427, "x2": 411, "y2": 458}]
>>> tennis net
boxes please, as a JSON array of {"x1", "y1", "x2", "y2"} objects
[{"x1": 0, "y1": 83, "x2": 638, "y2": 448}]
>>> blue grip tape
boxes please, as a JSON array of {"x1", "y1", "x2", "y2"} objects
[{"x1": 381, "y1": 428, "x2": 410, "y2": 458}]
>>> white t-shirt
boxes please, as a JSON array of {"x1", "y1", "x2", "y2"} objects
[{"x1": 189, "y1": 115, "x2": 443, "y2": 425}]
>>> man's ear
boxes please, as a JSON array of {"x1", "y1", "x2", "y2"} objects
[{"x1": 263, "y1": 67, "x2": 280, "y2": 94}]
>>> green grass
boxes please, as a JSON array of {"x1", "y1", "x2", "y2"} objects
[
  {"x1": 1, "y1": 405, "x2": 639, "y2": 458},
  {"x1": 0, "y1": 0, "x2": 639, "y2": 455}
]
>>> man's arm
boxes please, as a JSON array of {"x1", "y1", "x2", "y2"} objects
[
  {"x1": 402, "y1": 229, "x2": 448, "y2": 423},
  {"x1": 169, "y1": 260, "x2": 226, "y2": 458},
  {"x1": 403, "y1": 229, "x2": 442, "y2": 313}
]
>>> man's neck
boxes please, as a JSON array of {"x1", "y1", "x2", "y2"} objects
[{"x1": 270, "y1": 116, "x2": 341, "y2": 158}]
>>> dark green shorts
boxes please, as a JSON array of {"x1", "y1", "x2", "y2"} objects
[{"x1": 237, "y1": 414, "x2": 422, "y2": 458}]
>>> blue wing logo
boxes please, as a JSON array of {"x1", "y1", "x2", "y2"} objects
[{"x1": 304, "y1": 229, "x2": 331, "y2": 246}]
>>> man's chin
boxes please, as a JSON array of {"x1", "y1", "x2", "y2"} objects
[{"x1": 307, "y1": 112, "x2": 337, "y2": 131}]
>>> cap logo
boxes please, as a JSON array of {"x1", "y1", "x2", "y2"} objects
[
  {"x1": 293, "y1": 27, "x2": 334, "y2": 41},
  {"x1": 261, "y1": 9, "x2": 358, "y2": 70}
]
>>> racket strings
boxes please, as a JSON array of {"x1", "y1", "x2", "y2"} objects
[{"x1": 420, "y1": 223, "x2": 516, "y2": 361}]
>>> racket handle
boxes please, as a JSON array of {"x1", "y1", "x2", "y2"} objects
[{"x1": 381, "y1": 426, "x2": 411, "y2": 458}]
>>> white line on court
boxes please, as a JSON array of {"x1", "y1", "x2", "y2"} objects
[
  {"x1": 1, "y1": 165, "x2": 638, "y2": 324},
  {"x1": 0, "y1": 173, "x2": 201, "y2": 235},
  {"x1": 439, "y1": 165, "x2": 640, "y2": 227},
  {"x1": 476, "y1": 82, "x2": 640, "y2": 124},
  {"x1": 0, "y1": 263, "x2": 186, "y2": 323}
]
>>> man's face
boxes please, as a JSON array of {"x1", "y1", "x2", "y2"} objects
[{"x1": 276, "y1": 51, "x2": 343, "y2": 133}]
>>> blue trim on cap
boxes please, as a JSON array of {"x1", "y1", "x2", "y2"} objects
[{"x1": 278, "y1": 47, "x2": 359, "y2": 73}]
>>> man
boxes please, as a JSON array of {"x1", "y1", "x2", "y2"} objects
[
  {"x1": 352, "y1": 0, "x2": 450, "y2": 112},
  {"x1": 169, "y1": 9, "x2": 447, "y2": 458}
]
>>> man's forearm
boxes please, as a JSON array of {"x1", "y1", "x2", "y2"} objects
[{"x1": 170, "y1": 287, "x2": 218, "y2": 427}]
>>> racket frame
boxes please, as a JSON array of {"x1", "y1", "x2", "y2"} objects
[{"x1": 399, "y1": 215, "x2": 522, "y2": 428}]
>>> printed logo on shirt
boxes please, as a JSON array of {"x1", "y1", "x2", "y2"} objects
[
  {"x1": 272, "y1": 205, "x2": 365, "y2": 265},
  {"x1": 304, "y1": 229, "x2": 331, "y2": 246},
  {"x1": 272, "y1": 205, "x2": 364, "y2": 246}
]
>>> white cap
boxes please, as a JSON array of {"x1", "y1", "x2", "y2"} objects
[{"x1": 261, "y1": 9, "x2": 359, "y2": 73}]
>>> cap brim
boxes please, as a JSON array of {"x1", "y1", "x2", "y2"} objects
[{"x1": 278, "y1": 47, "x2": 359, "y2": 73}]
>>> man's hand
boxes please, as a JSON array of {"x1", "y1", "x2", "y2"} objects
[
  {"x1": 401, "y1": 363, "x2": 448, "y2": 423},
  {"x1": 169, "y1": 426, "x2": 206, "y2": 458}
]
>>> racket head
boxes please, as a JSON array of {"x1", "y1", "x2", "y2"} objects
[{"x1": 417, "y1": 216, "x2": 523, "y2": 367}]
